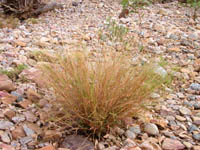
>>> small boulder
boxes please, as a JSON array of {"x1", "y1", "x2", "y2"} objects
[{"x1": 0, "y1": 74, "x2": 16, "y2": 92}]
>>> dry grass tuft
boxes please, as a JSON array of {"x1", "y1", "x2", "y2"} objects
[{"x1": 39, "y1": 52, "x2": 165, "y2": 137}]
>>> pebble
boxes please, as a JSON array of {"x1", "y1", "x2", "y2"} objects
[
  {"x1": 190, "y1": 83, "x2": 200, "y2": 91},
  {"x1": 175, "y1": 115, "x2": 186, "y2": 121},
  {"x1": 12, "y1": 115, "x2": 26, "y2": 123},
  {"x1": 0, "y1": 131, "x2": 11, "y2": 143},
  {"x1": 144, "y1": 123, "x2": 159, "y2": 136},
  {"x1": 192, "y1": 133, "x2": 200, "y2": 141},
  {"x1": 125, "y1": 130, "x2": 136, "y2": 139},
  {"x1": 179, "y1": 107, "x2": 191, "y2": 115},
  {"x1": 20, "y1": 136, "x2": 33, "y2": 145},
  {"x1": 129, "y1": 125, "x2": 141, "y2": 135},
  {"x1": 188, "y1": 124, "x2": 199, "y2": 133},
  {"x1": 0, "y1": 120, "x2": 14, "y2": 130}
]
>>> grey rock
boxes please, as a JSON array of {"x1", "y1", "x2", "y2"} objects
[
  {"x1": 23, "y1": 125, "x2": 35, "y2": 137},
  {"x1": 194, "y1": 103, "x2": 200, "y2": 109},
  {"x1": 125, "y1": 130, "x2": 136, "y2": 139},
  {"x1": 0, "y1": 120, "x2": 14, "y2": 130},
  {"x1": 192, "y1": 133, "x2": 200, "y2": 141},
  {"x1": 169, "y1": 34, "x2": 179, "y2": 40},
  {"x1": 190, "y1": 83, "x2": 200, "y2": 91},
  {"x1": 0, "y1": 132, "x2": 10, "y2": 143},
  {"x1": 12, "y1": 115, "x2": 25, "y2": 123},
  {"x1": 11, "y1": 91, "x2": 23, "y2": 102},
  {"x1": 188, "y1": 124, "x2": 199, "y2": 133},
  {"x1": 129, "y1": 125, "x2": 141, "y2": 135},
  {"x1": 144, "y1": 123, "x2": 159, "y2": 135},
  {"x1": 20, "y1": 136, "x2": 33, "y2": 145},
  {"x1": 183, "y1": 101, "x2": 193, "y2": 108},
  {"x1": 60, "y1": 135, "x2": 94, "y2": 150},
  {"x1": 154, "y1": 65, "x2": 167, "y2": 78}
]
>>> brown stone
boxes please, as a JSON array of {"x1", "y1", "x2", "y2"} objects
[
  {"x1": 18, "y1": 99, "x2": 32, "y2": 109},
  {"x1": 14, "y1": 40, "x2": 27, "y2": 47},
  {"x1": 1, "y1": 94, "x2": 17, "y2": 105},
  {"x1": 4, "y1": 110, "x2": 16, "y2": 120},
  {"x1": 20, "y1": 68, "x2": 45, "y2": 88},
  {"x1": 11, "y1": 126, "x2": 25, "y2": 140},
  {"x1": 26, "y1": 88, "x2": 41, "y2": 103},
  {"x1": 38, "y1": 145, "x2": 55, "y2": 150},
  {"x1": 27, "y1": 123, "x2": 42, "y2": 135},
  {"x1": 0, "y1": 74, "x2": 16, "y2": 92},
  {"x1": 168, "y1": 47, "x2": 181, "y2": 52},
  {"x1": 43, "y1": 130, "x2": 62, "y2": 141},
  {"x1": 23, "y1": 111, "x2": 37, "y2": 122}
]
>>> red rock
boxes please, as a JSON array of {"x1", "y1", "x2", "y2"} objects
[
  {"x1": 26, "y1": 88, "x2": 41, "y2": 103},
  {"x1": 11, "y1": 126, "x2": 25, "y2": 140},
  {"x1": 18, "y1": 99, "x2": 32, "y2": 108},
  {"x1": 38, "y1": 145, "x2": 55, "y2": 150},
  {"x1": 0, "y1": 75, "x2": 16, "y2": 92},
  {"x1": 162, "y1": 138, "x2": 185, "y2": 150},
  {"x1": 0, "y1": 143, "x2": 15, "y2": 150}
]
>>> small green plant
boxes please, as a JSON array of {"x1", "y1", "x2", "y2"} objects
[
  {"x1": 99, "y1": 18, "x2": 138, "y2": 52},
  {"x1": 0, "y1": 64, "x2": 27, "y2": 80},
  {"x1": 40, "y1": 52, "x2": 166, "y2": 137},
  {"x1": 100, "y1": 18, "x2": 129, "y2": 42}
]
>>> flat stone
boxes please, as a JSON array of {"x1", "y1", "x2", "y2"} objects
[
  {"x1": 1, "y1": 94, "x2": 17, "y2": 105},
  {"x1": 179, "y1": 107, "x2": 191, "y2": 115},
  {"x1": 144, "y1": 123, "x2": 159, "y2": 135},
  {"x1": 0, "y1": 74, "x2": 16, "y2": 92},
  {"x1": 162, "y1": 138, "x2": 185, "y2": 150},
  {"x1": 20, "y1": 136, "x2": 33, "y2": 145},
  {"x1": 175, "y1": 115, "x2": 186, "y2": 121},
  {"x1": 4, "y1": 110, "x2": 16, "y2": 120},
  {"x1": 18, "y1": 99, "x2": 32, "y2": 109},
  {"x1": 12, "y1": 115, "x2": 25, "y2": 123},
  {"x1": 23, "y1": 111, "x2": 37, "y2": 122},
  {"x1": 0, "y1": 120, "x2": 14, "y2": 130}
]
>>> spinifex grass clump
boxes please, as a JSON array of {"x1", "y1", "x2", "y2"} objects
[{"x1": 40, "y1": 52, "x2": 165, "y2": 137}]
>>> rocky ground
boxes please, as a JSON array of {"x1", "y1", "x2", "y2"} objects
[{"x1": 0, "y1": 0, "x2": 200, "y2": 149}]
